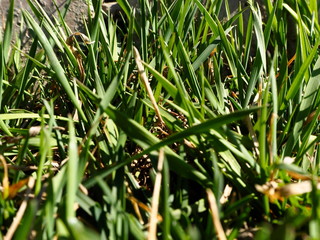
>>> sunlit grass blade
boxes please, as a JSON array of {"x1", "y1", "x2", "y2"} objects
[
  {"x1": 26, "y1": 0, "x2": 64, "y2": 50},
  {"x1": 269, "y1": 53, "x2": 278, "y2": 164},
  {"x1": 214, "y1": 16, "x2": 237, "y2": 77},
  {"x1": 250, "y1": 2, "x2": 267, "y2": 72},
  {"x1": 175, "y1": 34, "x2": 202, "y2": 101},
  {"x1": 14, "y1": 36, "x2": 39, "y2": 109},
  {"x1": 243, "y1": 12, "x2": 253, "y2": 70}
]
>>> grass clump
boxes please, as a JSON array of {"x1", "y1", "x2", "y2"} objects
[{"x1": 0, "y1": 0, "x2": 319, "y2": 239}]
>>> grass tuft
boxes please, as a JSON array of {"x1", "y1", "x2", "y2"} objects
[{"x1": 0, "y1": 0, "x2": 319, "y2": 238}]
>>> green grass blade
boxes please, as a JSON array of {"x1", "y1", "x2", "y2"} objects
[
  {"x1": 284, "y1": 55, "x2": 320, "y2": 156},
  {"x1": 22, "y1": 11, "x2": 87, "y2": 122},
  {"x1": 250, "y1": 3, "x2": 267, "y2": 72},
  {"x1": 142, "y1": 61, "x2": 178, "y2": 98},
  {"x1": 0, "y1": 43, "x2": 4, "y2": 110},
  {"x1": 282, "y1": 39, "x2": 320, "y2": 110},
  {"x1": 1, "y1": 0, "x2": 14, "y2": 62},
  {"x1": 192, "y1": 42, "x2": 219, "y2": 71},
  {"x1": 193, "y1": 0, "x2": 219, "y2": 36},
  {"x1": 13, "y1": 199, "x2": 38, "y2": 239},
  {"x1": 66, "y1": 117, "x2": 79, "y2": 220}
]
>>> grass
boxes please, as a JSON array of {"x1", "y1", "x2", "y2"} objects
[{"x1": 0, "y1": 0, "x2": 319, "y2": 239}]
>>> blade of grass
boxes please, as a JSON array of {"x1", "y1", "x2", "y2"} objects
[
  {"x1": 250, "y1": 2, "x2": 266, "y2": 72},
  {"x1": 134, "y1": 47, "x2": 164, "y2": 125},
  {"x1": 66, "y1": 116, "x2": 79, "y2": 220},
  {"x1": 161, "y1": 153, "x2": 171, "y2": 240},
  {"x1": 6, "y1": 178, "x2": 36, "y2": 239},
  {"x1": 141, "y1": 61, "x2": 178, "y2": 98},
  {"x1": 284, "y1": 55, "x2": 320, "y2": 157},
  {"x1": 23, "y1": 11, "x2": 87, "y2": 122},
  {"x1": 269, "y1": 52, "x2": 278, "y2": 164},
  {"x1": 26, "y1": 0, "x2": 64, "y2": 50},
  {"x1": 1, "y1": 0, "x2": 14, "y2": 62},
  {"x1": 193, "y1": 0, "x2": 219, "y2": 36},
  {"x1": 160, "y1": 3, "x2": 202, "y2": 101},
  {"x1": 34, "y1": 109, "x2": 54, "y2": 195},
  {"x1": 281, "y1": 37, "x2": 319, "y2": 110},
  {"x1": 148, "y1": 148, "x2": 165, "y2": 240},
  {"x1": 207, "y1": 188, "x2": 227, "y2": 240},
  {"x1": 283, "y1": 3, "x2": 310, "y2": 35},
  {"x1": 0, "y1": 43, "x2": 4, "y2": 110}
]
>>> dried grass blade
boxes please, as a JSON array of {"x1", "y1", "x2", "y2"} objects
[
  {"x1": 207, "y1": 188, "x2": 227, "y2": 240},
  {"x1": 4, "y1": 177, "x2": 35, "y2": 240},
  {"x1": 148, "y1": 148, "x2": 165, "y2": 240},
  {"x1": 134, "y1": 47, "x2": 164, "y2": 126},
  {"x1": 0, "y1": 155, "x2": 9, "y2": 199}
]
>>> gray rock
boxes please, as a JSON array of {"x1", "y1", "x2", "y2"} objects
[
  {"x1": 0, "y1": 0, "x2": 88, "y2": 39},
  {"x1": 0, "y1": 0, "x2": 255, "y2": 38},
  {"x1": 0, "y1": 0, "x2": 296, "y2": 58}
]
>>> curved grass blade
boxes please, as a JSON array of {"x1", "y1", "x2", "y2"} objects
[{"x1": 22, "y1": 11, "x2": 87, "y2": 122}]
